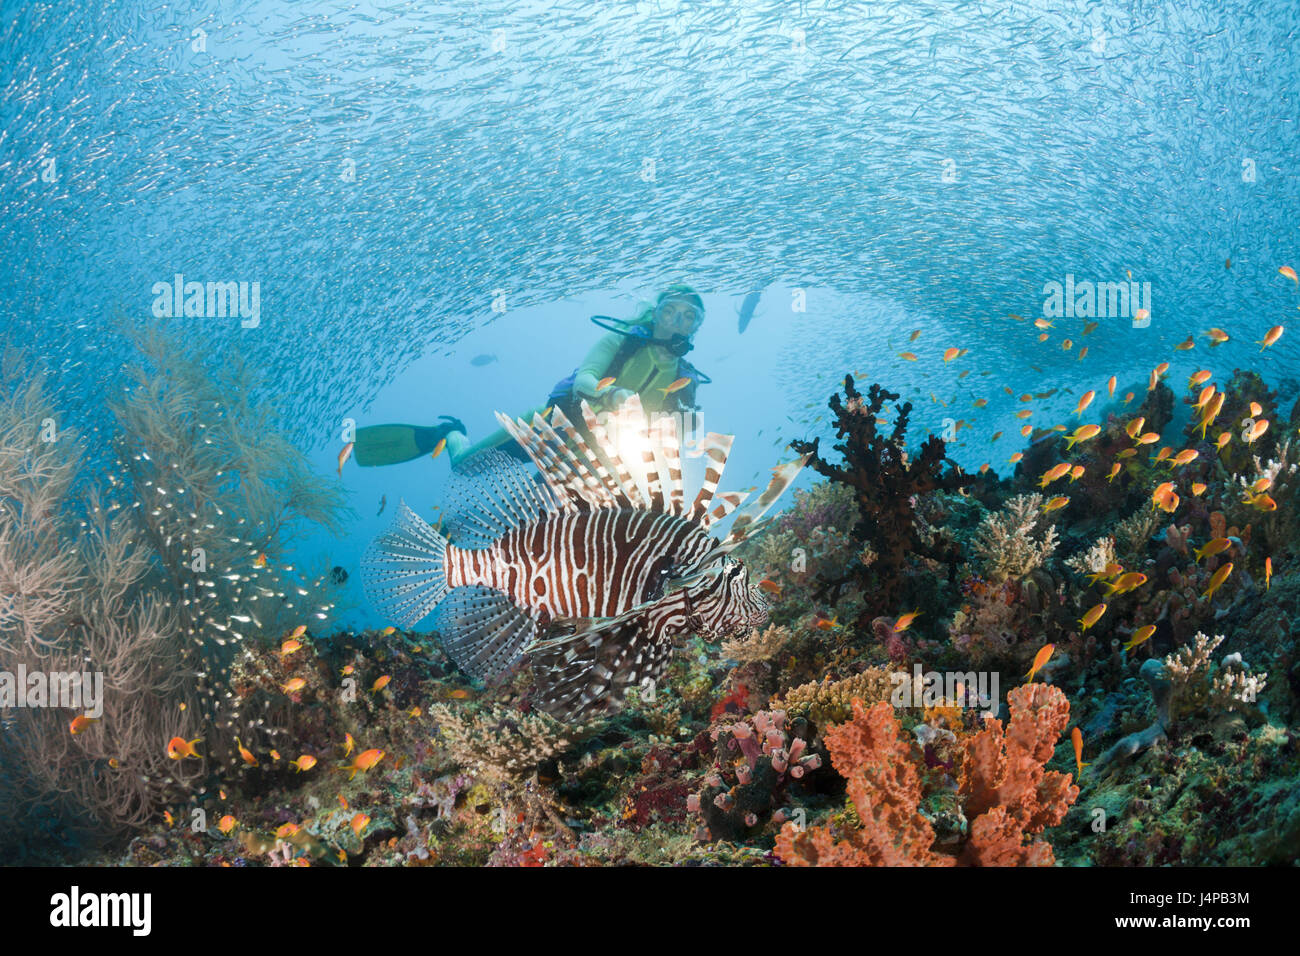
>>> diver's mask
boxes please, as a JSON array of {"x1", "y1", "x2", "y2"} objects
[{"x1": 654, "y1": 297, "x2": 703, "y2": 356}]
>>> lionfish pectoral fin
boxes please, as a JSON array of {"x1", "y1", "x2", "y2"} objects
[
  {"x1": 526, "y1": 600, "x2": 661, "y2": 654},
  {"x1": 663, "y1": 565, "x2": 725, "y2": 594},
  {"x1": 432, "y1": 586, "x2": 540, "y2": 682},
  {"x1": 531, "y1": 615, "x2": 676, "y2": 722}
]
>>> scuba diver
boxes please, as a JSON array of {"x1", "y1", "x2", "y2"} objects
[{"x1": 350, "y1": 284, "x2": 710, "y2": 469}]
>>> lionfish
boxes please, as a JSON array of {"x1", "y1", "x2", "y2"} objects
[{"x1": 362, "y1": 396, "x2": 806, "y2": 721}]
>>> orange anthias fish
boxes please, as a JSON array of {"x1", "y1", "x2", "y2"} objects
[
  {"x1": 1042, "y1": 496, "x2": 1069, "y2": 513},
  {"x1": 893, "y1": 609, "x2": 922, "y2": 632},
  {"x1": 345, "y1": 748, "x2": 385, "y2": 780},
  {"x1": 1174, "y1": 335, "x2": 1195, "y2": 351},
  {"x1": 1085, "y1": 562, "x2": 1123, "y2": 586},
  {"x1": 217, "y1": 814, "x2": 238, "y2": 835},
  {"x1": 659, "y1": 377, "x2": 692, "y2": 396},
  {"x1": 1107, "y1": 375, "x2": 1117, "y2": 397},
  {"x1": 1025, "y1": 644, "x2": 1055, "y2": 683},
  {"x1": 282, "y1": 677, "x2": 307, "y2": 694},
  {"x1": 1126, "y1": 417, "x2": 1147, "y2": 440},
  {"x1": 1068, "y1": 465, "x2": 1085, "y2": 482},
  {"x1": 253, "y1": 552, "x2": 267, "y2": 569},
  {"x1": 596, "y1": 376, "x2": 617, "y2": 391},
  {"x1": 1168, "y1": 448, "x2": 1199, "y2": 467},
  {"x1": 1206, "y1": 327, "x2": 1230, "y2": 346},
  {"x1": 943, "y1": 347, "x2": 960, "y2": 363},
  {"x1": 431, "y1": 437, "x2": 447, "y2": 459},
  {"x1": 1039, "y1": 463, "x2": 1070, "y2": 488},
  {"x1": 290, "y1": 754, "x2": 317, "y2": 772},
  {"x1": 166, "y1": 736, "x2": 203, "y2": 760},
  {"x1": 1122, "y1": 624, "x2": 1158, "y2": 652},
  {"x1": 1187, "y1": 369, "x2": 1212, "y2": 389},
  {"x1": 337, "y1": 442, "x2": 354, "y2": 476},
  {"x1": 371, "y1": 675, "x2": 391, "y2": 693},
  {"x1": 1202, "y1": 562, "x2": 1234, "y2": 600},
  {"x1": 1071, "y1": 726, "x2": 1089, "y2": 776},
  {"x1": 1246, "y1": 493, "x2": 1278, "y2": 512},
  {"x1": 1257, "y1": 325, "x2": 1284, "y2": 351},
  {"x1": 343, "y1": 733, "x2": 355, "y2": 757},
  {"x1": 235, "y1": 737, "x2": 259, "y2": 767},
  {"x1": 1105, "y1": 462, "x2": 1121, "y2": 482},
  {"x1": 280, "y1": 638, "x2": 303, "y2": 657},
  {"x1": 289, "y1": 625, "x2": 308, "y2": 641},
  {"x1": 1079, "y1": 602, "x2": 1107, "y2": 632},
  {"x1": 1064, "y1": 424, "x2": 1100, "y2": 449},
  {"x1": 1245, "y1": 419, "x2": 1270, "y2": 443},
  {"x1": 1265, "y1": 557, "x2": 1273, "y2": 591},
  {"x1": 351, "y1": 813, "x2": 371, "y2": 838},
  {"x1": 1074, "y1": 390, "x2": 1096, "y2": 416},
  {"x1": 1105, "y1": 572, "x2": 1148, "y2": 596},
  {"x1": 1279, "y1": 265, "x2": 1298, "y2": 284},
  {"x1": 1191, "y1": 482, "x2": 1207, "y2": 496},
  {"x1": 814, "y1": 616, "x2": 842, "y2": 631},
  {"x1": 68, "y1": 714, "x2": 98, "y2": 735},
  {"x1": 758, "y1": 578, "x2": 782, "y2": 595}
]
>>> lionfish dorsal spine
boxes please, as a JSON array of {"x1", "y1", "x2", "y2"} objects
[
  {"x1": 724, "y1": 454, "x2": 812, "y2": 545},
  {"x1": 655, "y1": 413, "x2": 686, "y2": 516},
  {"x1": 579, "y1": 398, "x2": 649, "y2": 510},
  {"x1": 686, "y1": 431, "x2": 735, "y2": 525}
]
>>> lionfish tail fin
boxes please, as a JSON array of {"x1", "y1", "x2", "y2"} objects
[{"x1": 362, "y1": 501, "x2": 450, "y2": 628}]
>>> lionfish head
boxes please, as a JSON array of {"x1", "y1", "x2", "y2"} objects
[{"x1": 690, "y1": 558, "x2": 770, "y2": 638}]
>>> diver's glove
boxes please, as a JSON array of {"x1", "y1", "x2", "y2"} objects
[{"x1": 572, "y1": 371, "x2": 602, "y2": 400}]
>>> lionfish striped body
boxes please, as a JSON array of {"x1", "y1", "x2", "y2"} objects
[{"x1": 363, "y1": 396, "x2": 806, "y2": 720}]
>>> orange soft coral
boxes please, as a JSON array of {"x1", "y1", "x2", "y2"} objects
[
  {"x1": 775, "y1": 699, "x2": 953, "y2": 866},
  {"x1": 957, "y1": 683, "x2": 1080, "y2": 866},
  {"x1": 776, "y1": 684, "x2": 1079, "y2": 867}
]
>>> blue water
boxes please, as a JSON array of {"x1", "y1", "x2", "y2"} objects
[{"x1": 3, "y1": 0, "x2": 1297, "y2": 631}]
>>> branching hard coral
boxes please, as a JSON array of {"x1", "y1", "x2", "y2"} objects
[
  {"x1": 1166, "y1": 632, "x2": 1268, "y2": 719},
  {"x1": 430, "y1": 702, "x2": 598, "y2": 787},
  {"x1": 970, "y1": 494, "x2": 1059, "y2": 584},
  {"x1": 788, "y1": 377, "x2": 967, "y2": 617},
  {"x1": 1064, "y1": 535, "x2": 1116, "y2": 578},
  {"x1": 720, "y1": 624, "x2": 792, "y2": 664},
  {"x1": 1114, "y1": 505, "x2": 1162, "y2": 564},
  {"x1": 772, "y1": 669, "x2": 897, "y2": 729}
]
